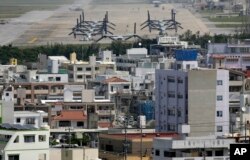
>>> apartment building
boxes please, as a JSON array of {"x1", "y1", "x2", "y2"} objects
[
  {"x1": 155, "y1": 69, "x2": 188, "y2": 133},
  {"x1": 208, "y1": 39, "x2": 250, "y2": 71},
  {"x1": 155, "y1": 50, "x2": 230, "y2": 136},
  {"x1": 188, "y1": 69, "x2": 229, "y2": 137},
  {"x1": 153, "y1": 136, "x2": 234, "y2": 160},
  {"x1": 0, "y1": 124, "x2": 49, "y2": 160}
]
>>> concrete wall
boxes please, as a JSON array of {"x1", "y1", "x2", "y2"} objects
[{"x1": 188, "y1": 70, "x2": 216, "y2": 136}]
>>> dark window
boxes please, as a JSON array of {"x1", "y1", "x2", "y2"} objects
[
  {"x1": 86, "y1": 75, "x2": 91, "y2": 79},
  {"x1": 16, "y1": 118, "x2": 21, "y2": 123},
  {"x1": 217, "y1": 95, "x2": 223, "y2": 101},
  {"x1": 155, "y1": 149, "x2": 160, "y2": 156},
  {"x1": 206, "y1": 151, "x2": 212, "y2": 156},
  {"x1": 217, "y1": 111, "x2": 223, "y2": 117},
  {"x1": 8, "y1": 155, "x2": 19, "y2": 160},
  {"x1": 26, "y1": 118, "x2": 35, "y2": 124},
  {"x1": 215, "y1": 150, "x2": 224, "y2": 156},
  {"x1": 95, "y1": 67, "x2": 99, "y2": 70},
  {"x1": 217, "y1": 126, "x2": 223, "y2": 132},
  {"x1": 77, "y1": 121, "x2": 84, "y2": 127},
  {"x1": 39, "y1": 135, "x2": 46, "y2": 142},
  {"x1": 5, "y1": 93, "x2": 9, "y2": 96},
  {"x1": 77, "y1": 67, "x2": 83, "y2": 71},
  {"x1": 56, "y1": 77, "x2": 61, "y2": 81},
  {"x1": 164, "y1": 151, "x2": 176, "y2": 157},
  {"x1": 217, "y1": 80, "x2": 223, "y2": 85},
  {"x1": 24, "y1": 135, "x2": 35, "y2": 143},
  {"x1": 14, "y1": 136, "x2": 19, "y2": 143},
  {"x1": 167, "y1": 77, "x2": 175, "y2": 83},
  {"x1": 177, "y1": 78, "x2": 183, "y2": 83},
  {"x1": 106, "y1": 145, "x2": 113, "y2": 151},
  {"x1": 123, "y1": 85, "x2": 129, "y2": 89},
  {"x1": 86, "y1": 67, "x2": 91, "y2": 71},
  {"x1": 77, "y1": 75, "x2": 83, "y2": 79},
  {"x1": 59, "y1": 121, "x2": 71, "y2": 127}
]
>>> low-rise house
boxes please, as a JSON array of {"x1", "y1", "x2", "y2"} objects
[
  {"x1": 0, "y1": 123, "x2": 49, "y2": 160},
  {"x1": 14, "y1": 111, "x2": 48, "y2": 129},
  {"x1": 52, "y1": 110, "x2": 87, "y2": 129}
]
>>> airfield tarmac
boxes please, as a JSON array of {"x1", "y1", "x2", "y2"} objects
[{"x1": 0, "y1": 0, "x2": 219, "y2": 46}]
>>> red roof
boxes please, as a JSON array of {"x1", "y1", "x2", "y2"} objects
[
  {"x1": 98, "y1": 122, "x2": 112, "y2": 128},
  {"x1": 53, "y1": 110, "x2": 87, "y2": 121},
  {"x1": 103, "y1": 77, "x2": 129, "y2": 84}
]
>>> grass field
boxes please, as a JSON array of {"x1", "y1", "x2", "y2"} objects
[
  {"x1": 209, "y1": 16, "x2": 246, "y2": 22},
  {"x1": 0, "y1": 0, "x2": 75, "y2": 18},
  {"x1": 215, "y1": 24, "x2": 243, "y2": 28}
]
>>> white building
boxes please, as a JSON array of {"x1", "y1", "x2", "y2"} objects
[
  {"x1": 155, "y1": 61, "x2": 230, "y2": 136},
  {"x1": 0, "y1": 124, "x2": 49, "y2": 160},
  {"x1": 152, "y1": 136, "x2": 234, "y2": 160},
  {"x1": 14, "y1": 111, "x2": 48, "y2": 129}
]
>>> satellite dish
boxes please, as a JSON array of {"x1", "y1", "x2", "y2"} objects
[{"x1": 242, "y1": 106, "x2": 246, "y2": 112}]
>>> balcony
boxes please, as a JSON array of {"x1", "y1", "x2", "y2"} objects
[
  {"x1": 229, "y1": 81, "x2": 242, "y2": 86},
  {"x1": 96, "y1": 110, "x2": 115, "y2": 115}
]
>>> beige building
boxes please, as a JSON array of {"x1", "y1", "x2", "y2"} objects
[
  {"x1": 99, "y1": 132, "x2": 178, "y2": 160},
  {"x1": 50, "y1": 147, "x2": 100, "y2": 160}
]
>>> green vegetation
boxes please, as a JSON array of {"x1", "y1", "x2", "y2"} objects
[
  {"x1": 0, "y1": 0, "x2": 75, "y2": 18},
  {"x1": 215, "y1": 24, "x2": 243, "y2": 28},
  {"x1": 1, "y1": 32, "x2": 250, "y2": 64},
  {"x1": 209, "y1": 16, "x2": 245, "y2": 22}
]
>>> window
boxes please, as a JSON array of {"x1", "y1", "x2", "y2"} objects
[
  {"x1": 86, "y1": 67, "x2": 91, "y2": 71},
  {"x1": 167, "y1": 77, "x2": 175, "y2": 83},
  {"x1": 16, "y1": 118, "x2": 21, "y2": 123},
  {"x1": 168, "y1": 92, "x2": 175, "y2": 98},
  {"x1": 123, "y1": 85, "x2": 129, "y2": 89},
  {"x1": 168, "y1": 109, "x2": 175, "y2": 116},
  {"x1": 39, "y1": 135, "x2": 46, "y2": 142},
  {"x1": 26, "y1": 118, "x2": 35, "y2": 124},
  {"x1": 8, "y1": 155, "x2": 19, "y2": 160},
  {"x1": 56, "y1": 77, "x2": 61, "y2": 81},
  {"x1": 14, "y1": 136, "x2": 19, "y2": 143},
  {"x1": 95, "y1": 67, "x2": 99, "y2": 70},
  {"x1": 168, "y1": 124, "x2": 176, "y2": 131},
  {"x1": 177, "y1": 94, "x2": 183, "y2": 99},
  {"x1": 177, "y1": 78, "x2": 183, "y2": 83},
  {"x1": 77, "y1": 67, "x2": 83, "y2": 71},
  {"x1": 217, "y1": 126, "x2": 223, "y2": 132},
  {"x1": 48, "y1": 77, "x2": 53, "y2": 81},
  {"x1": 77, "y1": 121, "x2": 84, "y2": 127},
  {"x1": 217, "y1": 80, "x2": 223, "y2": 85},
  {"x1": 217, "y1": 111, "x2": 223, "y2": 117},
  {"x1": 77, "y1": 75, "x2": 83, "y2": 79},
  {"x1": 24, "y1": 135, "x2": 35, "y2": 143},
  {"x1": 5, "y1": 93, "x2": 9, "y2": 96},
  {"x1": 155, "y1": 149, "x2": 160, "y2": 156},
  {"x1": 164, "y1": 151, "x2": 176, "y2": 157},
  {"x1": 86, "y1": 75, "x2": 91, "y2": 79},
  {"x1": 177, "y1": 110, "x2": 181, "y2": 117},
  {"x1": 217, "y1": 95, "x2": 223, "y2": 101},
  {"x1": 215, "y1": 150, "x2": 224, "y2": 156},
  {"x1": 59, "y1": 121, "x2": 71, "y2": 127}
]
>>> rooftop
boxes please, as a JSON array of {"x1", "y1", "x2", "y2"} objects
[
  {"x1": 103, "y1": 77, "x2": 129, "y2": 84},
  {"x1": 53, "y1": 110, "x2": 87, "y2": 121},
  {"x1": 100, "y1": 132, "x2": 178, "y2": 140}
]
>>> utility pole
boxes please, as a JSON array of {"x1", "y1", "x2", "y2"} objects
[
  {"x1": 123, "y1": 118, "x2": 128, "y2": 160},
  {"x1": 65, "y1": 127, "x2": 74, "y2": 147}
]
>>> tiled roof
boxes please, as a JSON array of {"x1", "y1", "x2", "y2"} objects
[
  {"x1": 103, "y1": 77, "x2": 129, "y2": 83},
  {"x1": 98, "y1": 122, "x2": 112, "y2": 128},
  {"x1": 53, "y1": 110, "x2": 87, "y2": 121}
]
